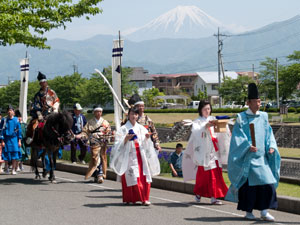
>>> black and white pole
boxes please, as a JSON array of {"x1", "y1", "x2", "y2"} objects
[
  {"x1": 112, "y1": 34, "x2": 124, "y2": 130},
  {"x1": 19, "y1": 56, "x2": 29, "y2": 122}
]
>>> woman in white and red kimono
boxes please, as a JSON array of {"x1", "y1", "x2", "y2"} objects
[
  {"x1": 110, "y1": 107, "x2": 160, "y2": 205},
  {"x1": 182, "y1": 100, "x2": 230, "y2": 205}
]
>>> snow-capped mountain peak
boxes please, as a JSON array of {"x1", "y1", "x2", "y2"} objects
[
  {"x1": 124, "y1": 5, "x2": 228, "y2": 41},
  {"x1": 146, "y1": 5, "x2": 222, "y2": 32}
]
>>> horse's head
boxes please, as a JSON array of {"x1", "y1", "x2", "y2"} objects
[{"x1": 43, "y1": 111, "x2": 74, "y2": 146}]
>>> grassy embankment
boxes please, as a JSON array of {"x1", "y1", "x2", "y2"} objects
[{"x1": 100, "y1": 112, "x2": 300, "y2": 127}]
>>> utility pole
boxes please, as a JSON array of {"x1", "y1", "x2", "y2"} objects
[
  {"x1": 276, "y1": 58, "x2": 279, "y2": 109},
  {"x1": 72, "y1": 63, "x2": 78, "y2": 74},
  {"x1": 214, "y1": 28, "x2": 228, "y2": 108},
  {"x1": 252, "y1": 64, "x2": 255, "y2": 79},
  {"x1": 8, "y1": 75, "x2": 13, "y2": 84}
]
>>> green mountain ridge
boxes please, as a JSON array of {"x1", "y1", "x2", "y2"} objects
[{"x1": 0, "y1": 15, "x2": 300, "y2": 82}]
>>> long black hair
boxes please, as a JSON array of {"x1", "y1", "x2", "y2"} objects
[{"x1": 197, "y1": 100, "x2": 212, "y2": 116}]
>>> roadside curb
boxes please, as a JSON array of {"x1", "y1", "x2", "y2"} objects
[{"x1": 27, "y1": 160, "x2": 300, "y2": 215}]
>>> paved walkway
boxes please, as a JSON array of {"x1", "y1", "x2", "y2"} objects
[{"x1": 1, "y1": 167, "x2": 300, "y2": 225}]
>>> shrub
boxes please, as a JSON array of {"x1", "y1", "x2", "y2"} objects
[{"x1": 288, "y1": 107, "x2": 296, "y2": 113}]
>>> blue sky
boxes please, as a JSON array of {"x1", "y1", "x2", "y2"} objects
[{"x1": 48, "y1": 0, "x2": 300, "y2": 40}]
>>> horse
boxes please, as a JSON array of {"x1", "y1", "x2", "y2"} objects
[{"x1": 28, "y1": 111, "x2": 74, "y2": 183}]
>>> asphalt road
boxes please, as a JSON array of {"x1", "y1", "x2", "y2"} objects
[{"x1": 1, "y1": 166, "x2": 300, "y2": 225}]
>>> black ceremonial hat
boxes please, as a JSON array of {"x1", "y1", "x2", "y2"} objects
[
  {"x1": 248, "y1": 83, "x2": 259, "y2": 100},
  {"x1": 128, "y1": 94, "x2": 142, "y2": 106},
  {"x1": 15, "y1": 110, "x2": 22, "y2": 117},
  {"x1": 37, "y1": 71, "x2": 47, "y2": 82}
]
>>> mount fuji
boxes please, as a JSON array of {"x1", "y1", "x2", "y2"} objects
[{"x1": 124, "y1": 5, "x2": 243, "y2": 41}]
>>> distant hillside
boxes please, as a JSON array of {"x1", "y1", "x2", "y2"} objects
[{"x1": 1, "y1": 15, "x2": 300, "y2": 82}]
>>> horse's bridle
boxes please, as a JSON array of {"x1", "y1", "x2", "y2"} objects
[{"x1": 51, "y1": 126, "x2": 74, "y2": 144}]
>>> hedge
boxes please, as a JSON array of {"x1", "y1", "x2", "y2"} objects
[{"x1": 145, "y1": 108, "x2": 250, "y2": 114}]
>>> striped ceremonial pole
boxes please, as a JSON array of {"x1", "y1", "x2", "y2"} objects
[
  {"x1": 19, "y1": 57, "x2": 29, "y2": 123},
  {"x1": 112, "y1": 36, "x2": 124, "y2": 130}
]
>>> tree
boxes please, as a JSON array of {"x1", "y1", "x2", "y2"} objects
[
  {"x1": 259, "y1": 57, "x2": 284, "y2": 100},
  {"x1": 48, "y1": 73, "x2": 88, "y2": 107},
  {"x1": 191, "y1": 87, "x2": 207, "y2": 101},
  {"x1": 142, "y1": 88, "x2": 164, "y2": 107},
  {"x1": 0, "y1": 0, "x2": 103, "y2": 49},
  {"x1": 287, "y1": 50, "x2": 300, "y2": 62},
  {"x1": 0, "y1": 81, "x2": 21, "y2": 109},
  {"x1": 259, "y1": 54, "x2": 300, "y2": 101},
  {"x1": 219, "y1": 76, "x2": 254, "y2": 106},
  {"x1": 280, "y1": 63, "x2": 300, "y2": 100}
]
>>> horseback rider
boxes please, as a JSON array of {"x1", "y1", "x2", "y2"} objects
[
  {"x1": 26, "y1": 72, "x2": 60, "y2": 144},
  {"x1": 79, "y1": 105, "x2": 111, "y2": 183}
]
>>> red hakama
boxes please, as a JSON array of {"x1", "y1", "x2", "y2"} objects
[
  {"x1": 121, "y1": 141, "x2": 151, "y2": 203},
  {"x1": 194, "y1": 160, "x2": 228, "y2": 198}
]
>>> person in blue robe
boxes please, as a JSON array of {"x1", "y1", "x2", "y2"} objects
[
  {"x1": 226, "y1": 83, "x2": 281, "y2": 222},
  {"x1": 15, "y1": 110, "x2": 30, "y2": 171},
  {"x1": 0, "y1": 105, "x2": 22, "y2": 175}
]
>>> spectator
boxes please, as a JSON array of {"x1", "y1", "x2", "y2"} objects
[
  {"x1": 168, "y1": 143, "x2": 183, "y2": 177},
  {"x1": 70, "y1": 103, "x2": 87, "y2": 164},
  {"x1": 0, "y1": 105, "x2": 22, "y2": 175},
  {"x1": 15, "y1": 110, "x2": 30, "y2": 171}
]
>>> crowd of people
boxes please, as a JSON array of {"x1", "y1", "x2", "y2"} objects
[{"x1": 0, "y1": 72, "x2": 281, "y2": 222}]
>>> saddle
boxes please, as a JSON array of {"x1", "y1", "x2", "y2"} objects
[{"x1": 26, "y1": 119, "x2": 45, "y2": 145}]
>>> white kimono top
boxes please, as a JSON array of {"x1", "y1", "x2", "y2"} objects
[
  {"x1": 182, "y1": 116, "x2": 231, "y2": 182},
  {"x1": 109, "y1": 121, "x2": 160, "y2": 186}
]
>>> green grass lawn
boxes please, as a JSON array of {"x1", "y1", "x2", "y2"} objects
[
  {"x1": 160, "y1": 142, "x2": 300, "y2": 158},
  {"x1": 159, "y1": 172, "x2": 300, "y2": 199},
  {"x1": 95, "y1": 112, "x2": 300, "y2": 126}
]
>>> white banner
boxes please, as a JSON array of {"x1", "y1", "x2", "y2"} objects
[
  {"x1": 19, "y1": 58, "x2": 29, "y2": 123},
  {"x1": 112, "y1": 39, "x2": 124, "y2": 130}
]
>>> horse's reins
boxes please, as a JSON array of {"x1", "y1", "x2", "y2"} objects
[{"x1": 51, "y1": 126, "x2": 73, "y2": 144}]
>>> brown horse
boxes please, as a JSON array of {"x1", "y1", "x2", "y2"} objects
[{"x1": 28, "y1": 111, "x2": 74, "y2": 183}]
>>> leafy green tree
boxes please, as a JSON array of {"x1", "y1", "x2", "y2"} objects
[
  {"x1": 259, "y1": 54, "x2": 300, "y2": 101},
  {"x1": 287, "y1": 50, "x2": 300, "y2": 62},
  {"x1": 219, "y1": 75, "x2": 254, "y2": 106},
  {"x1": 280, "y1": 63, "x2": 300, "y2": 100},
  {"x1": 0, "y1": 0, "x2": 103, "y2": 49},
  {"x1": 259, "y1": 57, "x2": 284, "y2": 100},
  {"x1": 48, "y1": 73, "x2": 88, "y2": 107},
  {"x1": 0, "y1": 81, "x2": 21, "y2": 109},
  {"x1": 191, "y1": 87, "x2": 207, "y2": 101},
  {"x1": 142, "y1": 88, "x2": 164, "y2": 107}
]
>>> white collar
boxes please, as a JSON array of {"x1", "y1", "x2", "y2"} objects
[{"x1": 246, "y1": 108, "x2": 260, "y2": 115}]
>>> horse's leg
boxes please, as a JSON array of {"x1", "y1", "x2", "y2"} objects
[
  {"x1": 41, "y1": 150, "x2": 48, "y2": 178},
  {"x1": 31, "y1": 146, "x2": 40, "y2": 179},
  {"x1": 48, "y1": 150, "x2": 57, "y2": 183}
]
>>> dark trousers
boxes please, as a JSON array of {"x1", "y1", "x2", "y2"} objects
[
  {"x1": 70, "y1": 138, "x2": 87, "y2": 163},
  {"x1": 237, "y1": 180, "x2": 278, "y2": 212}
]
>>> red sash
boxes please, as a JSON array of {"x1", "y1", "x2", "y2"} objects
[{"x1": 209, "y1": 129, "x2": 218, "y2": 152}]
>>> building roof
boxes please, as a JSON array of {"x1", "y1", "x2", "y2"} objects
[
  {"x1": 196, "y1": 71, "x2": 238, "y2": 84},
  {"x1": 154, "y1": 95, "x2": 189, "y2": 100},
  {"x1": 128, "y1": 67, "x2": 154, "y2": 81},
  {"x1": 150, "y1": 73, "x2": 197, "y2": 78},
  {"x1": 237, "y1": 71, "x2": 259, "y2": 78}
]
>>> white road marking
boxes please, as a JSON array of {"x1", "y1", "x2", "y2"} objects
[{"x1": 56, "y1": 176, "x2": 285, "y2": 225}]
